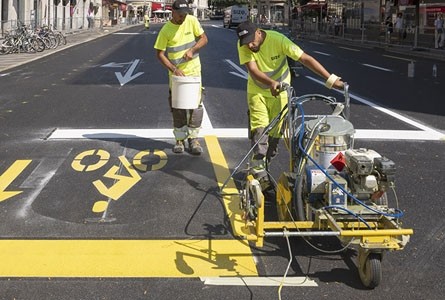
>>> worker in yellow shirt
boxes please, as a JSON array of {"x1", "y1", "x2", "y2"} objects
[
  {"x1": 144, "y1": 11, "x2": 150, "y2": 29},
  {"x1": 236, "y1": 21, "x2": 344, "y2": 190},
  {"x1": 154, "y1": 0, "x2": 208, "y2": 155}
]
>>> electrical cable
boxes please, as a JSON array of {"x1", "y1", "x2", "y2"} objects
[{"x1": 277, "y1": 228, "x2": 292, "y2": 300}]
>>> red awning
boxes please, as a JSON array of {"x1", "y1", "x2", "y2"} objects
[
  {"x1": 152, "y1": 3, "x2": 172, "y2": 11},
  {"x1": 152, "y1": 2, "x2": 162, "y2": 10}
]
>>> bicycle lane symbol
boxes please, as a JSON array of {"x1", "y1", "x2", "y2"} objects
[{"x1": 71, "y1": 149, "x2": 167, "y2": 215}]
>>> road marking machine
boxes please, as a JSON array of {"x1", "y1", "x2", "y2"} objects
[{"x1": 222, "y1": 83, "x2": 413, "y2": 289}]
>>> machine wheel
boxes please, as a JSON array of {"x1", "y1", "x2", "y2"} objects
[
  {"x1": 242, "y1": 176, "x2": 264, "y2": 221},
  {"x1": 359, "y1": 252, "x2": 382, "y2": 289}
]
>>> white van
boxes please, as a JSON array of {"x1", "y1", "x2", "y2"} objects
[{"x1": 223, "y1": 5, "x2": 249, "y2": 29}]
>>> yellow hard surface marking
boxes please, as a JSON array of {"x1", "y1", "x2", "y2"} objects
[
  {"x1": 204, "y1": 136, "x2": 255, "y2": 238},
  {"x1": 92, "y1": 200, "x2": 109, "y2": 213},
  {"x1": 0, "y1": 160, "x2": 32, "y2": 202},
  {"x1": 71, "y1": 149, "x2": 110, "y2": 172},
  {"x1": 0, "y1": 239, "x2": 257, "y2": 277},
  {"x1": 93, "y1": 155, "x2": 141, "y2": 200},
  {"x1": 133, "y1": 149, "x2": 167, "y2": 172}
]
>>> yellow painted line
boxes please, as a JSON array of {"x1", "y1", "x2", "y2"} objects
[
  {"x1": 0, "y1": 239, "x2": 257, "y2": 277},
  {"x1": 205, "y1": 136, "x2": 255, "y2": 238},
  {"x1": 0, "y1": 160, "x2": 32, "y2": 202}
]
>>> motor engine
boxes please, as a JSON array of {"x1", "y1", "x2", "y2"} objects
[{"x1": 303, "y1": 117, "x2": 396, "y2": 207}]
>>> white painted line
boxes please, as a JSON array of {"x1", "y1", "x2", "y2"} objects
[
  {"x1": 200, "y1": 276, "x2": 318, "y2": 287},
  {"x1": 47, "y1": 128, "x2": 248, "y2": 139},
  {"x1": 309, "y1": 41, "x2": 324, "y2": 45},
  {"x1": 362, "y1": 63, "x2": 393, "y2": 72},
  {"x1": 339, "y1": 46, "x2": 360, "y2": 52},
  {"x1": 202, "y1": 104, "x2": 213, "y2": 129},
  {"x1": 112, "y1": 32, "x2": 141, "y2": 35},
  {"x1": 305, "y1": 75, "x2": 445, "y2": 139},
  {"x1": 225, "y1": 59, "x2": 248, "y2": 79},
  {"x1": 47, "y1": 128, "x2": 443, "y2": 141},
  {"x1": 383, "y1": 54, "x2": 416, "y2": 62},
  {"x1": 18, "y1": 154, "x2": 70, "y2": 218},
  {"x1": 314, "y1": 51, "x2": 331, "y2": 56},
  {"x1": 354, "y1": 129, "x2": 443, "y2": 140}
]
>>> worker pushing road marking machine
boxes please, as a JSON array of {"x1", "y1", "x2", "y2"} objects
[{"x1": 221, "y1": 83, "x2": 413, "y2": 289}]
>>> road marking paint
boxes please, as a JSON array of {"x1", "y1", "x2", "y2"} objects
[
  {"x1": 18, "y1": 155, "x2": 70, "y2": 217},
  {"x1": 338, "y1": 46, "x2": 360, "y2": 52},
  {"x1": 305, "y1": 75, "x2": 445, "y2": 140},
  {"x1": 205, "y1": 135, "x2": 255, "y2": 238},
  {"x1": 47, "y1": 128, "x2": 443, "y2": 141},
  {"x1": 313, "y1": 51, "x2": 331, "y2": 56},
  {"x1": 200, "y1": 276, "x2": 317, "y2": 286},
  {"x1": 225, "y1": 59, "x2": 248, "y2": 79},
  {"x1": 0, "y1": 239, "x2": 257, "y2": 277},
  {"x1": 112, "y1": 32, "x2": 141, "y2": 35},
  {"x1": 362, "y1": 63, "x2": 393, "y2": 72},
  {"x1": 383, "y1": 54, "x2": 416, "y2": 62},
  {"x1": 309, "y1": 41, "x2": 324, "y2": 45},
  {"x1": 202, "y1": 104, "x2": 214, "y2": 129},
  {"x1": 0, "y1": 160, "x2": 32, "y2": 202},
  {"x1": 354, "y1": 129, "x2": 444, "y2": 140}
]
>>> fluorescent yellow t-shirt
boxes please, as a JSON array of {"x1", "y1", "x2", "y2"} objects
[
  {"x1": 154, "y1": 15, "x2": 204, "y2": 78},
  {"x1": 238, "y1": 30, "x2": 304, "y2": 96}
]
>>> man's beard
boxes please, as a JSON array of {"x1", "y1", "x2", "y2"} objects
[{"x1": 251, "y1": 46, "x2": 260, "y2": 52}]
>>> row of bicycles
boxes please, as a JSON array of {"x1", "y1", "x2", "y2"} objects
[{"x1": 0, "y1": 22, "x2": 67, "y2": 55}]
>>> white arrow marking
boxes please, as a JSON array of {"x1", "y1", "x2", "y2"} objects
[
  {"x1": 225, "y1": 59, "x2": 248, "y2": 79},
  {"x1": 115, "y1": 59, "x2": 144, "y2": 86},
  {"x1": 101, "y1": 62, "x2": 132, "y2": 68}
]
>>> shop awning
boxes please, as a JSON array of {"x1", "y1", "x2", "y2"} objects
[
  {"x1": 152, "y1": 2, "x2": 172, "y2": 11},
  {"x1": 102, "y1": 0, "x2": 127, "y2": 7}
]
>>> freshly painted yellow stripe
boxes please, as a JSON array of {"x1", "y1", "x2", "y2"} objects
[
  {"x1": 0, "y1": 159, "x2": 32, "y2": 202},
  {"x1": 204, "y1": 136, "x2": 255, "y2": 238},
  {"x1": 0, "y1": 239, "x2": 257, "y2": 277}
]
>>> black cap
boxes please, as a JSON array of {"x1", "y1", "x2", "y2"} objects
[
  {"x1": 236, "y1": 21, "x2": 257, "y2": 46},
  {"x1": 172, "y1": 0, "x2": 190, "y2": 14}
]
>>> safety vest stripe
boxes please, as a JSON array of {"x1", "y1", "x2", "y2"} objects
[
  {"x1": 263, "y1": 58, "x2": 287, "y2": 78},
  {"x1": 252, "y1": 67, "x2": 290, "y2": 89},
  {"x1": 167, "y1": 40, "x2": 197, "y2": 53},
  {"x1": 170, "y1": 53, "x2": 199, "y2": 65}
]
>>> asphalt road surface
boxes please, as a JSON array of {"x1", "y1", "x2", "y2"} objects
[{"x1": 0, "y1": 21, "x2": 444, "y2": 300}]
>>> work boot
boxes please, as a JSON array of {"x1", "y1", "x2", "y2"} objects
[
  {"x1": 172, "y1": 140, "x2": 185, "y2": 153},
  {"x1": 188, "y1": 138, "x2": 203, "y2": 155}
]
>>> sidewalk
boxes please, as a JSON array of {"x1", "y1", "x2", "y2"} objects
[
  {"x1": 260, "y1": 23, "x2": 445, "y2": 62},
  {"x1": 0, "y1": 24, "x2": 139, "y2": 73},
  {"x1": 311, "y1": 32, "x2": 445, "y2": 62}
]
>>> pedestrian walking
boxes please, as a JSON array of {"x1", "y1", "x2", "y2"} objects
[
  {"x1": 154, "y1": 0, "x2": 208, "y2": 154},
  {"x1": 434, "y1": 13, "x2": 444, "y2": 49},
  {"x1": 394, "y1": 13, "x2": 404, "y2": 43},
  {"x1": 87, "y1": 8, "x2": 94, "y2": 29},
  {"x1": 144, "y1": 11, "x2": 150, "y2": 30},
  {"x1": 236, "y1": 21, "x2": 344, "y2": 191}
]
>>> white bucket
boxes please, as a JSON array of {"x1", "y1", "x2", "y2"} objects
[{"x1": 171, "y1": 75, "x2": 201, "y2": 109}]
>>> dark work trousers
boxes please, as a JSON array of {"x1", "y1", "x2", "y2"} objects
[{"x1": 168, "y1": 89, "x2": 204, "y2": 141}]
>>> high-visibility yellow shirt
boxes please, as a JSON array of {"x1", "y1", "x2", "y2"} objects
[
  {"x1": 238, "y1": 30, "x2": 304, "y2": 96},
  {"x1": 154, "y1": 15, "x2": 204, "y2": 78}
]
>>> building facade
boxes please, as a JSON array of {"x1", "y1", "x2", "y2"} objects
[{"x1": 0, "y1": 0, "x2": 133, "y2": 35}]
